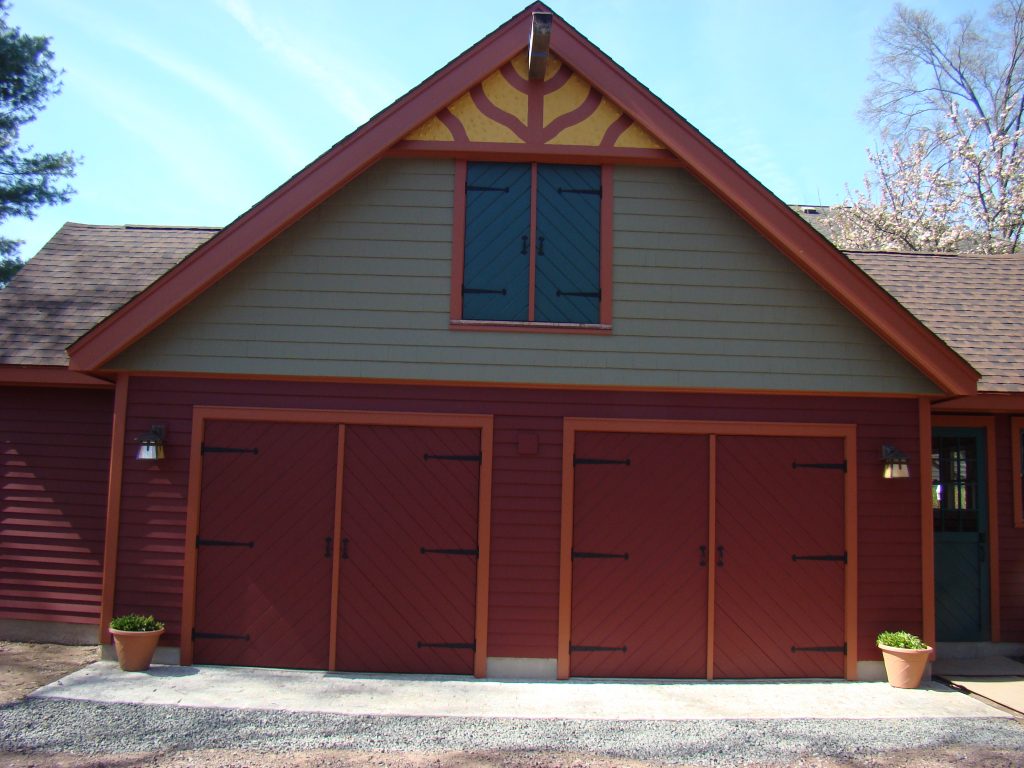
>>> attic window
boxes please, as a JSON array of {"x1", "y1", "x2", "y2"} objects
[{"x1": 451, "y1": 161, "x2": 612, "y2": 330}]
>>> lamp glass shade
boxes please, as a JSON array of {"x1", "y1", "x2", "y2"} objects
[
  {"x1": 136, "y1": 442, "x2": 165, "y2": 461},
  {"x1": 883, "y1": 461, "x2": 910, "y2": 479}
]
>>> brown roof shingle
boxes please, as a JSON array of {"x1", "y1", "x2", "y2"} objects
[
  {"x1": 0, "y1": 223, "x2": 217, "y2": 366},
  {"x1": 848, "y1": 250, "x2": 1024, "y2": 393}
]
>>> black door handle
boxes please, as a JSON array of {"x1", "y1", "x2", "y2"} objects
[
  {"x1": 717, "y1": 546, "x2": 725, "y2": 567},
  {"x1": 521, "y1": 234, "x2": 528, "y2": 255},
  {"x1": 699, "y1": 545, "x2": 707, "y2": 567},
  {"x1": 324, "y1": 536, "x2": 332, "y2": 558}
]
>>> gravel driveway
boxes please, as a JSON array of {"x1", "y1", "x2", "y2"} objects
[{"x1": 2, "y1": 695, "x2": 1024, "y2": 767}]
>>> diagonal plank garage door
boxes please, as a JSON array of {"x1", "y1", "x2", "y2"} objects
[
  {"x1": 714, "y1": 436, "x2": 846, "y2": 678},
  {"x1": 193, "y1": 421, "x2": 338, "y2": 669},
  {"x1": 571, "y1": 432, "x2": 708, "y2": 678},
  {"x1": 336, "y1": 425, "x2": 480, "y2": 674}
]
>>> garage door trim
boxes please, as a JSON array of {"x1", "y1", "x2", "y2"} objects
[
  {"x1": 181, "y1": 406, "x2": 494, "y2": 678},
  {"x1": 558, "y1": 417, "x2": 858, "y2": 681}
]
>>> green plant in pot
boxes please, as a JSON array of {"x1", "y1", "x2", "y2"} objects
[
  {"x1": 877, "y1": 630, "x2": 932, "y2": 689},
  {"x1": 109, "y1": 614, "x2": 165, "y2": 671}
]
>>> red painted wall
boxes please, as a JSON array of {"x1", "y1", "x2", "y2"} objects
[
  {"x1": 995, "y1": 415, "x2": 1024, "y2": 642},
  {"x1": 114, "y1": 375, "x2": 922, "y2": 660},
  {"x1": 0, "y1": 386, "x2": 113, "y2": 625}
]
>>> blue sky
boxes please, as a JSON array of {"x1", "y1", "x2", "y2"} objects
[{"x1": 6, "y1": 0, "x2": 977, "y2": 260}]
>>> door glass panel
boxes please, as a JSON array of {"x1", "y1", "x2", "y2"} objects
[{"x1": 933, "y1": 434, "x2": 980, "y2": 533}]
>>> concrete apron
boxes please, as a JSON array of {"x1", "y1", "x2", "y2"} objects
[{"x1": 30, "y1": 661, "x2": 1009, "y2": 721}]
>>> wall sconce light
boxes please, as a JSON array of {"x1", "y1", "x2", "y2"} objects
[
  {"x1": 136, "y1": 425, "x2": 166, "y2": 461},
  {"x1": 882, "y1": 444, "x2": 910, "y2": 479}
]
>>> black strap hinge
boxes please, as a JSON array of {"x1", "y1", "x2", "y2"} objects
[
  {"x1": 791, "y1": 644, "x2": 846, "y2": 654},
  {"x1": 792, "y1": 461, "x2": 847, "y2": 472},
  {"x1": 417, "y1": 641, "x2": 475, "y2": 650},
  {"x1": 466, "y1": 185, "x2": 509, "y2": 193},
  {"x1": 557, "y1": 187, "x2": 601, "y2": 196},
  {"x1": 572, "y1": 550, "x2": 629, "y2": 560},
  {"x1": 556, "y1": 289, "x2": 601, "y2": 299},
  {"x1": 421, "y1": 547, "x2": 478, "y2": 556},
  {"x1": 193, "y1": 630, "x2": 250, "y2": 641},
  {"x1": 461, "y1": 286, "x2": 507, "y2": 296},
  {"x1": 423, "y1": 453, "x2": 482, "y2": 462},
  {"x1": 196, "y1": 537, "x2": 254, "y2": 548},
  {"x1": 571, "y1": 644, "x2": 627, "y2": 653},
  {"x1": 792, "y1": 552, "x2": 847, "y2": 564},
  {"x1": 202, "y1": 444, "x2": 259, "y2": 456},
  {"x1": 574, "y1": 456, "x2": 631, "y2": 466}
]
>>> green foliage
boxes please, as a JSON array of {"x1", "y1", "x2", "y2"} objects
[
  {"x1": 109, "y1": 614, "x2": 164, "y2": 632},
  {"x1": 0, "y1": 253, "x2": 21, "y2": 287},
  {"x1": 876, "y1": 630, "x2": 928, "y2": 649},
  {"x1": 0, "y1": 0, "x2": 77, "y2": 259}
]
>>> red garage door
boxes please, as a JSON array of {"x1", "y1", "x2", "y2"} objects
[
  {"x1": 336, "y1": 425, "x2": 480, "y2": 674},
  {"x1": 193, "y1": 421, "x2": 338, "y2": 669},
  {"x1": 571, "y1": 432, "x2": 708, "y2": 678},
  {"x1": 714, "y1": 436, "x2": 846, "y2": 678}
]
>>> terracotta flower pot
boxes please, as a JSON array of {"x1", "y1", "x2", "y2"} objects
[
  {"x1": 110, "y1": 627, "x2": 164, "y2": 671},
  {"x1": 878, "y1": 643, "x2": 932, "y2": 688}
]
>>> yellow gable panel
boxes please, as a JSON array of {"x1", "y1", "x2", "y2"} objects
[{"x1": 401, "y1": 51, "x2": 666, "y2": 152}]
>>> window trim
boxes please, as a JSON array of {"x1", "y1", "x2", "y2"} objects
[
  {"x1": 1012, "y1": 416, "x2": 1024, "y2": 529},
  {"x1": 450, "y1": 159, "x2": 613, "y2": 330}
]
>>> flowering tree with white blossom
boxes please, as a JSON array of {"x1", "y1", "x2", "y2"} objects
[{"x1": 830, "y1": 1, "x2": 1024, "y2": 254}]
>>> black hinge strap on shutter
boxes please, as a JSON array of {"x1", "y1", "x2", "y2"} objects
[
  {"x1": 196, "y1": 537, "x2": 254, "y2": 548},
  {"x1": 792, "y1": 552, "x2": 848, "y2": 563},
  {"x1": 421, "y1": 547, "x2": 478, "y2": 556},
  {"x1": 192, "y1": 630, "x2": 250, "y2": 641},
  {"x1": 557, "y1": 187, "x2": 601, "y2": 196},
  {"x1": 423, "y1": 453, "x2": 482, "y2": 462},
  {"x1": 571, "y1": 645, "x2": 627, "y2": 652},
  {"x1": 792, "y1": 461, "x2": 847, "y2": 472},
  {"x1": 574, "y1": 456, "x2": 631, "y2": 466},
  {"x1": 466, "y1": 185, "x2": 509, "y2": 192},
  {"x1": 202, "y1": 444, "x2": 259, "y2": 455},
  {"x1": 791, "y1": 644, "x2": 847, "y2": 654},
  {"x1": 556, "y1": 289, "x2": 601, "y2": 299},
  {"x1": 417, "y1": 641, "x2": 475, "y2": 650},
  {"x1": 462, "y1": 286, "x2": 507, "y2": 296},
  {"x1": 572, "y1": 550, "x2": 629, "y2": 560}
]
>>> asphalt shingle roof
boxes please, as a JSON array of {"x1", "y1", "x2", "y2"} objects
[
  {"x1": 848, "y1": 250, "x2": 1024, "y2": 393},
  {"x1": 0, "y1": 222, "x2": 217, "y2": 366}
]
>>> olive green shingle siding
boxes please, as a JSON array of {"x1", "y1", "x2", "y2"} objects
[{"x1": 111, "y1": 159, "x2": 937, "y2": 394}]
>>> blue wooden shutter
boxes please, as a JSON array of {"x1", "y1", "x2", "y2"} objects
[
  {"x1": 535, "y1": 164, "x2": 601, "y2": 324},
  {"x1": 462, "y1": 163, "x2": 531, "y2": 321}
]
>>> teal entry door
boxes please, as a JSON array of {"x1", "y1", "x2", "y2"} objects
[{"x1": 933, "y1": 428, "x2": 990, "y2": 641}]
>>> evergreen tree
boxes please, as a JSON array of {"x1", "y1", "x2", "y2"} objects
[{"x1": 0, "y1": 0, "x2": 77, "y2": 283}]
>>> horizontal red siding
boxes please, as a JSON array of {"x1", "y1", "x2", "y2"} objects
[
  {"x1": 115, "y1": 376, "x2": 921, "y2": 658},
  {"x1": 995, "y1": 416, "x2": 1024, "y2": 642},
  {"x1": 1, "y1": 387, "x2": 113, "y2": 625}
]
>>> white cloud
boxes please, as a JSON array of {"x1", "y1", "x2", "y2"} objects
[
  {"x1": 216, "y1": 0, "x2": 381, "y2": 126},
  {"x1": 40, "y1": 1, "x2": 308, "y2": 175}
]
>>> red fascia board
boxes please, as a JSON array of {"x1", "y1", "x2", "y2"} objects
[
  {"x1": 67, "y1": 8, "x2": 540, "y2": 373},
  {"x1": 0, "y1": 365, "x2": 114, "y2": 389},
  {"x1": 550, "y1": 24, "x2": 978, "y2": 397},
  {"x1": 933, "y1": 392, "x2": 1024, "y2": 412}
]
